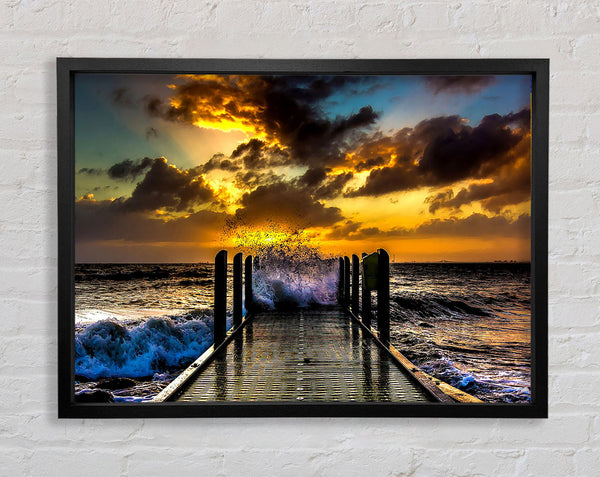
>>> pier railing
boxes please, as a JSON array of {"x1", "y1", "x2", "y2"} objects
[
  {"x1": 338, "y1": 249, "x2": 390, "y2": 343},
  {"x1": 154, "y1": 248, "x2": 483, "y2": 403},
  {"x1": 213, "y1": 251, "x2": 254, "y2": 347},
  {"x1": 213, "y1": 248, "x2": 390, "y2": 346}
]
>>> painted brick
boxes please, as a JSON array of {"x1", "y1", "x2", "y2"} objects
[{"x1": 0, "y1": 0, "x2": 599, "y2": 475}]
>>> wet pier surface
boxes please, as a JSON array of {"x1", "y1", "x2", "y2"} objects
[{"x1": 175, "y1": 306, "x2": 433, "y2": 403}]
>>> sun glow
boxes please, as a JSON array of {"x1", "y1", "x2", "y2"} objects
[{"x1": 227, "y1": 222, "x2": 325, "y2": 258}]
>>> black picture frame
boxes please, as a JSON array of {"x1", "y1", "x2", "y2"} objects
[{"x1": 58, "y1": 58, "x2": 548, "y2": 419}]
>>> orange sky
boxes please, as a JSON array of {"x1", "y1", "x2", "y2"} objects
[{"x1": 75, "y1": 73, "x2": 532, "y2": 262}]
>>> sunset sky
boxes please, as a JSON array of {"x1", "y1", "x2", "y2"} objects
[{"x1": 75, "y1": 73, "x2": 532, "y2": 263}]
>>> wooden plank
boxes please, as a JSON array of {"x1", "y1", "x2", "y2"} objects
[
  {"x1": 174, "y1": 307, "x2": 434, "y2": 403},
  {"x1": 152, "y1": 316, "x2": 254, "y2": 402},
  {"x1": 348, "y1": 310, "x2": 483, "y2": 404}
]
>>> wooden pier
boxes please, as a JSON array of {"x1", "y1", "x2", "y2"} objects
[{"x1": 154, "y1": 250, "x2": 481, "y2": 404}]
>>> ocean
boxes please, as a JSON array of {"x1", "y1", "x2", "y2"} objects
[{"x1": 74, "y1": 261, "x2": 531, "y2": 403}]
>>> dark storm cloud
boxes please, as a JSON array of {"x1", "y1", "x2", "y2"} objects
[
  {"x1": 107, "y1": 157, "x2": 154, "y2": 181},
  {"x1": 234, "y1": 170, "x2": 282, "y2": 190},
  {"x1": 235, "y1": 182, "x2": 343, "y2": 228},
  {"x1": 418, "y1": 109, "x2": 529, "y2": 181},
  {"x1": 75, "y1": 196, "x2": 230, "y2": 243},
  {"x1": 426, "y1": 137, "x2": 532, "y2": 214},
  {"x1": 355, "y1": 156, "x2": 386, "y2": 172},
  {"x1": 427, "y1": 178, "x2": 530, "y2": 214},
  {"x1": 263, "y1": 102, "x2": 378, "y2": 167},
  {"x1": 347, "y1": 108, "x2": 530, "y2": 197},
  {"x1": 78, "y1": 167, "x2": 104, "y2": 176},
  {"x1": 324, "y1": 220, "x2": 363, "y2": 240},
  {"x1": 413, "y1": 213, "x2": 530, "y2": 237},
  {"x1": 326, "y1": 213, "x2": 530, "y2": 241},
  {"x1": 313, "y1": 172, "x2": 354, "y2": 200},
  {"x1": 119, "y1": 157, "x2": 214, "y2": 212},
  {"x1": 229, "y1": 138, "x2": 290, "y2": 170},
  {"x1": 265, "y1": 93, "x2": 377, "y2": 167},
  {"x1": 111, "y1": 87, "x2": 137, "y2": 107},
  {"x1": 426, "y1": 189, "x2": 455, "y2": 213},
  {"x1": 143, "y1": 75, "x2": 379, "y2": 168},
  {"x1": 197, "y1": 153, "x2": 243, "y2": 173},
  {"x1": 298, "y1": 167, "x2": 328, "y2": 188},
  {"x1": 425, "y1": 76, "x2": 496, "y2": 95},
  {"x1": 294, "y1": 167, "x2": 354, "y2": 200}
]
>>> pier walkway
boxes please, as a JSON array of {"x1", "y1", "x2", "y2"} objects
[
  {"x1": 154, "y1": 249, "x2": 481, "y2": 404},
  {"x1": 176, "y1": 306, "x2": 431, "y2": 402}
]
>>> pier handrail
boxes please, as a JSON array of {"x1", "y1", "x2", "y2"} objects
[
  {"x1": 337, "y1": 249, "x2": 482, "y2": 403},
  {"x1": 155, "y1": 248, "x2": 482, "y2": 403},
  {"x1": 338, "y1": 249, "x2": 390, "y2": 342},
  {"x1": 213, "y1": 250, "x2": 253, "y2": 347}
]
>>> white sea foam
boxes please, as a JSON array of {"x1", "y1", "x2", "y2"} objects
[
  {"x1": 75, "y1": 311, "x2": 214, "y2": 379},
  {"x1": 252, "y1": 256, "x2": 338, "y2": 309}
]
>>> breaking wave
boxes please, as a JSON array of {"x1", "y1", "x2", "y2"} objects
[
  {"x1": 252, "y1": 257, "x2": 338, "y2": 309},
  {"x1": 75, "y1": 310, "x2": 214, "y2": 379},
  {"x1": 231, "y1": 223, "x2": 339, "y2": 310},
  {"x1": 391, "y1": 294, "x2": 492, "y2": 320},
  {"x1": 421, "y1": 357, "x2": 531, "y2": 403}
]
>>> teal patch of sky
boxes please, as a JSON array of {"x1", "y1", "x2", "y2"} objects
[
  {"x1": 458, "y1": 75, "x2": 531, "y2": 125},
  {"x1": 319, "y1": 75, "x2": 415, "y2": 123},
  {"x1": 74, "y1": 74, "x2": 192, "y2": 171},
  {"x1": 318, "y1": 74, "x2": 531, "y2": 133}
]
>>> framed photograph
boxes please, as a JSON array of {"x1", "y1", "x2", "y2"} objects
[{"x1": 58, "y1": 58, "x2": 548, "y2": 418}]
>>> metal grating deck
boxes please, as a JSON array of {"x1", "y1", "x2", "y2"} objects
[{"x1": 175, "y1": 306, "x2": 433, "y2": 402}]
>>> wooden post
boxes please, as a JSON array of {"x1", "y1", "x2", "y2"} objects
[
  {"x1": 344, "y1": 256, "x2": 350, "y2": 307},
  {"x1": 361, "y1": 252, "x2": 372, "y2": 328},
  {"x1": 377, "y1": 248, "x2": 390, "y2": 344},
  {"x1": 338, "y1": 257, "x2": 344, "y2": 304},
  {"x1": 233, "y1": 252, "x2": 243, "y2": 328},
  {"x1": 245, "y1": 255, "x2": 253, "y2": 314},
  {"x1": 214, "y1": 250, "x2": 227, "y2": 346},
  {"x1": 351, "y1": 254, "x2": 359, "y2": 315}
]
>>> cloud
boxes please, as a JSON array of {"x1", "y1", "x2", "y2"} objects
[
  {"x1": 412, "y1": 213, "x2": 530, "y2": 237},
  {"x1": 324, "y1": 220, "x2": 363, "y2": 240},
  {"x1": 92, "y1": 185, "x2": 115, "y2": 192},
  {"x1": 325, "y1": 213, "x2": 530, "y2": 241},
  {"x1": 198, "y1": 153, "x2": 243, "y2": 173},
  {"x1": 142, "y1": 75, "x2": 379, "y2": 168},
  {"x1": 426, "y1": 189, "x2": 455, "y2": 213},
  {"x1": 313, "y1": 172, "x2": 354, "y2": 200},
  {"x1": 75, "y1": 197, "x2": 229, "y2": 244},
  {"x1": 78, "y1": 167, "x2": 104, "y2": 176},
  {"x1": 354, "y1": 156, "x2": 386, "y2": 172},
  {"x1": 229, "y1": 138, "x2": 290, "y2": 170},
  {"x1": 111, "y1": 87, "x2": 136, "y2": 107},
  {"x1": 297, "y1": 167, "x2": 328, "y2": 188},
  {"x1": 424, "y1": 76, "x2": 496, "y2": 95},
  {"x1": 235, "y1": 181, "x2": 343, "y2": 228},
  {"x1": 347, "y1": 108, "x2": 530, "y2": 197},
  {"x1": 107, "y1": 157, "x2": 154, "y2": 181},
  {"x1": 118, "y1": 157, "x2": 214, "y2": 212},
  {"x1": 145, "y1": 127, "x2": 158, "y2": 140},
  {"x1": 294, "y1": 167, "x2": 354, "y2": 200},
  {"x1": 425, "y1": 138, "x2": 531, "y2": 214},
  {"x1": 234, "y1": 170, "x2": 282, "y2": 190}
]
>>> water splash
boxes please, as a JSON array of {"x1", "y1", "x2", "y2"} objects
[{"x1": 228, "y1": 222, "x2": 338, "y2": 309}]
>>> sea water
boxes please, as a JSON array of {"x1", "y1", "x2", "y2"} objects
[{"x1": 74, "y1": 261, "x2": 530, "y2": 403}]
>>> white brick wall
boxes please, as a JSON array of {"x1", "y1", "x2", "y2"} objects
[{"x1": 1, "y1": 1, "x2": 598, "y2": 475}]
